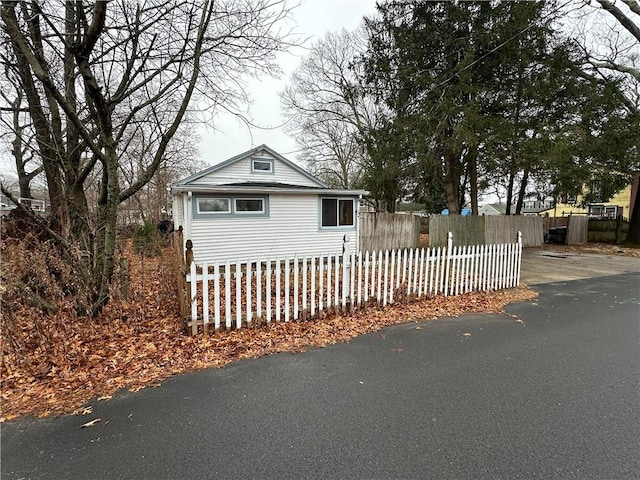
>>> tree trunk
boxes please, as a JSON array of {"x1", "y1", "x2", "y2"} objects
[
  {"x1": 515, "y1": 167, "x2": 530, "y2": 215},
  {"x1": 468, "y1": 146, "x2": 478, "y2": 215},
  {"x1": 92, "y1": 149, "x2": 120, "y2": 314},
  {"x1": 626, "y1": 185, "x2": 640, "y2": 244},
  {"x1": 505, "y1": 168, "x2": 515, "y2": 215},
  {"x1": 444, "y1": 144, "x2": 460, "y2": 214}
]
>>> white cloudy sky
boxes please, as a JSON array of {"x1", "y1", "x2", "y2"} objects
[{"x1": 196, "y1": 0, "x2": 378, "y2": 167}]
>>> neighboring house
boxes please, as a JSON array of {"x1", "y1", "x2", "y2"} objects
[
  {"x1": 1, "y1": 195, "x2": 16, "y2": 216},
  {"x1": 521, "y1": 199, "x2": 554, "y2": 216},
  {"x1": 171, "y1": 145, "x2": 369, "y2": 263},
  {"x1": 553, "y1": 174, "x2": 639, "y2": 219},
  {"x1": 0, "y1": 195, "x2": 46, "y2": 215},
  {"x1": 478, "y1": 203, "x2": 506, "y2": 216},
  {"x1": 479, "y1": 200, "x2": 554, "y2": 216},
  {"x1": 17, "y1": 197, "x2": 46, "y2": 213}
]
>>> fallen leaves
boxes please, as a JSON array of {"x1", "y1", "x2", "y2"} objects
[
  {"x1": 539, "y1": 242, "x2": 640, "y2": 258},
  {"x1": 72, "y1": 406, "x2": 93, "y2": 416},
  {"x1": 80, "y1": 418, "x2": 101, "y2": 428},
  {"x1": 1, "y1": 242, "x2": 539, "y2": 421}
]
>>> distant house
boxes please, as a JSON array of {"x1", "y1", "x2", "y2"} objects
[
  {"x1": 478, "y1": 200, "x2": 554, "y2": 216},
  {"x1": 478, "y1": 203, "x2": 506, "y2": 216},
  {"x1": 0, "y1": 196, "x2": 15, "y2": 216},
  {"x1": 171, "y1": 145, "x2": 369, "y2": 264},
  {"x1": 552, "y1": 174, "x2": 639, "y2": 219},
  {"x1": 521, "y1": 199, "x2": 554, "y2": 216},
  {"x1": 0, "y1": 195, "x2": 46, "y2": 215}
]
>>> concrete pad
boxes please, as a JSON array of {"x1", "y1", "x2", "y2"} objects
[{"x1": 520, "y1": 248, "x2": 640, "y2": 285}]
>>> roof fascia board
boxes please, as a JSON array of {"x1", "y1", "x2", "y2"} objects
[{"x1": 171, "y1": 184, "x2": 369, "y2": 196}]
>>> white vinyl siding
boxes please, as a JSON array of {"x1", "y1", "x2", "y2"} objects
[
  {"x1": 191, "y1": 155, "x2": 320, "y2": 187},
  {"x1": 188, "y1": 193, "x2": 358, "y2": 264},
  {"x1": 172, "y1": 195, "x2": 184, "y2": 230}
]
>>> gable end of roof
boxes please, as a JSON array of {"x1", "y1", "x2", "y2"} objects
[{"x1": 172, "y1": 144, "x2": 329, "y2": 188}]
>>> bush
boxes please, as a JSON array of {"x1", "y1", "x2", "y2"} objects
[{"x1": 132, "y1": 221, "x2": 161, "y2": 255}]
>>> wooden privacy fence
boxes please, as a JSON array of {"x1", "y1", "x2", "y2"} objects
[
  {"x1": 359, "y1": 212, "x2": 421, "y2": 252},
  {"x1": 429, "y1": 215, "x2": 543, "y2": 247},
  {"x1": 181, "y1": 232, "x2": 523, "y2": 335},
  {"x1": 542, "y1": 215, "x2": 588, "y2": 245},
  {"x1": 588, "y1": 216, "x2": 629, "y2": 244}
]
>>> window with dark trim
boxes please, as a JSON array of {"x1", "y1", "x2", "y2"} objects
[{"x1": 321, "y1": 198, "x2": 354, "y2": 227}]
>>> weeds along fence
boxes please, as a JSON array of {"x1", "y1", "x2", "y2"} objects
[{"x1": 179, "y1": 232, "x2": 523, "y2": 335}]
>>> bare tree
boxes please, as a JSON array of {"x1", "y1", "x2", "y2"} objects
[
  {"x1": 1, "y1": 0, "x2": 295, "y2": 313},
  {"x1": 572, "y1": 0, "x2": 640, "y2": 112},
  {"x1": 281, "y1": 28, "x2": 374, "y2": 189},
  {"x1": 0, "y1": 47, "x2": 43, "y2": 199}
]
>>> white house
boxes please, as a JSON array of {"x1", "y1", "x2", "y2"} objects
[{"x1": 171, "y1": 145, "x2": 369, "y2": 263}]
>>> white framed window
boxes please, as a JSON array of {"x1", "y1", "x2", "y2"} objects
[
  {"x1": 234, "y1": 197, "x2": 265, "y2": 214},
  {"x1": 197, "y1": 197, "x2": 230, "y2": 214},
  {"x1": 321, "y1": 198, "x2": 354, "y2": 228},
  {"x1": 251, "y1": 158, "x2": 274, "y2": 174}
]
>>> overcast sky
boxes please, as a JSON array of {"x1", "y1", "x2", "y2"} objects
[
  {"x1": 0, "y1": 0, "x2": 377, "y2": 180},
  {"x1": 196, "y1": 0, "x2": 378, "y2": 167}
]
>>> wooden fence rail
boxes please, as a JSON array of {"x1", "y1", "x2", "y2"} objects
[{"x1": 181, "y1": 232, "x2": 523, "y2": 335}]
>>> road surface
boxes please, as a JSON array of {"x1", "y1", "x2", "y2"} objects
[{"x1": 2, "y1": 273, "x2": 639, "y2": 479}]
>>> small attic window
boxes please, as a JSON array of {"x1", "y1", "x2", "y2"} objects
[{"x1": 251, "y1": 158, "x2": 273, "y2": 174}]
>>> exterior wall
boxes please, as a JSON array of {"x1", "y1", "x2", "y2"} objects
[
  {"x1": 191, "y1": 153, "x2": 320, "y2": 188},
  {"x1": 185, "y1": 193, "x2": 358, "y2": 263},
  {"x1": 172, "y1": 195, "x2": 184, "y2": 230},
  {"x1": 478, "y1": 204, "x2": 502, "y2": 216},
  {"x1": 551, "y1": 184, "x2": 633, "y2": 218}
]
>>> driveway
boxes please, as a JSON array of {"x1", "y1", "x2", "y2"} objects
[{"x1": 520, "y1": 247, "x2": 640, "y2": 285}]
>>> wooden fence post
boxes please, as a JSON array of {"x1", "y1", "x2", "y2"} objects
[
  {"x1": 184, "y1": 239, "x2": 194, "y2": 332},
  {"x1": 173, "y1": 227, "x2": 186, "y2": 323},
  {"x1": 615, "y1": 214, "x2": 623, "y2": 245}
]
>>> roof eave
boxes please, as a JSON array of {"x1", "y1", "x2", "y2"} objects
[{"x1": 171, "y1": 184, "x2": 369, "y2": 196}]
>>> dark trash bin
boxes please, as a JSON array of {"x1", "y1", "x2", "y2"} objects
[{"x1": 545, "y1": 226, "x2": 567, "y2": 244}]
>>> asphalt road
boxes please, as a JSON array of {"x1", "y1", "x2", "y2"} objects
[{"x1": 2, "y1": 273, "x2": 639, "y2": 480}]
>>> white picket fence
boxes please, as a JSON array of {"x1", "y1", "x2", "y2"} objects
[{"x1": 184, "y1": 232, "x2": 523, "y2": 334}]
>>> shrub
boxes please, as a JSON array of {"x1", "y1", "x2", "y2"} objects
[{"x1": 132, "y1": 221, "x2": 161, "y2": 255}]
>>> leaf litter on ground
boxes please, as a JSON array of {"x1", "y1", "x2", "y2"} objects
[{"x1": 1, "y1": 242, "x2": 540, "y2": 421}]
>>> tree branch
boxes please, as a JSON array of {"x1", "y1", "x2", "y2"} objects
[
  {"x1": 590, "y1": 59, "x2": 640, "y2": 81},
  {"x1": 595, "y1": 0, "x2": 640, "y2": 42},
  {"x1": 622, "y1": 0, "x2": 640, "y2": 17}
]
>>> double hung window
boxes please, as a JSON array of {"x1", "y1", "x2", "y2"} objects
[{"x1": 321, "y1": 198, "x2": 354, "y2": 227}]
